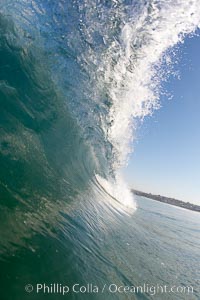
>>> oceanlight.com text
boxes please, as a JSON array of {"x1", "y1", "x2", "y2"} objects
[{"x1": 25, "y1": 282, "x2": 194, "y2": 296}]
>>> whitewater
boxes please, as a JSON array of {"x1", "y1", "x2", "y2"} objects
[{"x1": 0, "y1": 1, "x2": 200, "y2": 299}]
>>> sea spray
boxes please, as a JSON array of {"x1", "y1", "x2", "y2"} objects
[
  {"x1": 0, "y1": 0, "x2": 200, "y2": 239},
  {"x1": 82, "y1": 0, "x2": 200, "y2": 168},
  {"x1": 1, "y1": 2, "x2": 200, "y2": 299},
  {"x1": 74, "y1": 0, "x2": 200, "y2": 202}
]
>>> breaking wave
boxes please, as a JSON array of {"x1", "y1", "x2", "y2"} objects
[{"x1": 0, "y1": 0, "x2": 200, "y2": 256}]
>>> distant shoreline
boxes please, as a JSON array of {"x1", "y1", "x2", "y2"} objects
[{"x1": 132, "y1": 189, "x2": 200, "y2": 213}]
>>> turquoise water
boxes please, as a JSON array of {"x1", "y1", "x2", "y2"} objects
[
  {"x1": 1, "y1": 195, "x2": 200, "y2": 299},
  {"x1": 0, "y1": 1, "x2": 200, "y2": 299}
]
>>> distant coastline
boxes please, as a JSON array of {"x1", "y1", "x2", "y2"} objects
[{"x1": 132, "y1": 189, "x2": 200, "y2": 213}]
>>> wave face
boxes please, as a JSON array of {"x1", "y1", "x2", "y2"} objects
[{"x1": 0, "y1": 1, "x2": 200, "y2": 299}]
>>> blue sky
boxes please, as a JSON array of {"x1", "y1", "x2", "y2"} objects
[{"x1": 124, "y1": 33, "x2": 200, "y2": 205}]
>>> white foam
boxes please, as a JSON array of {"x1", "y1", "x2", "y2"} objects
[
  {"x1": 80, "y1": 0, "x2": 200, "y2": 169},
  {"x1": 95, "y1": 173, "x2": 136, "y2": 210}
]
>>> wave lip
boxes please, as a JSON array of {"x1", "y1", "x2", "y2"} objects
[
  {"x1": 0, "y1": 1, "x2": 200, "y2": 242},
  {"x1": 1, "y1": 0, "x2": 200, "y2": 175},
  {"x1": 92, "y1": 0, "x2": 200, "y2": 169}
]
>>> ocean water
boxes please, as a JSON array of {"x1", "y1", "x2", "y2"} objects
[
  {"x1": 1, "y1": 195, "x2": 200, "y2": 300},
  {"x1": 0, "y1": 1, "x2": 200, "y2": 299}
]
